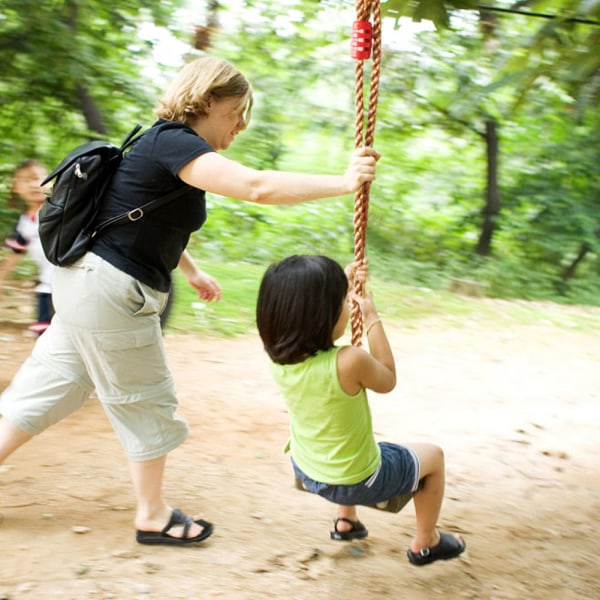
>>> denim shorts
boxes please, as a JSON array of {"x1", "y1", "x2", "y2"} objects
[{"x1": 292, "y1": 442, "x2": 420, "y2": 506}]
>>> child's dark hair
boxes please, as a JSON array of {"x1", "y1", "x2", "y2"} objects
[{"x1": 256, "y1": 255, "x2": 349, "y2": 365}]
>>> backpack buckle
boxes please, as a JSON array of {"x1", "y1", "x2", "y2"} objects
[{"x1": 127, "y1": 208, "x2": 144, "y2": 221}]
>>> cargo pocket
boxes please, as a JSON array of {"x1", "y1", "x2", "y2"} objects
[{"x1": 94, "y1": 325, "x2": 169, "y2": 400}]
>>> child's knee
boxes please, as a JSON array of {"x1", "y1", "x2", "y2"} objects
[
  {"x1": 426, "y1": 443, "x2": 444, "y2": 467},
  {"x1": 413, "y1": 442, "x2": 444, "y2": 475}
]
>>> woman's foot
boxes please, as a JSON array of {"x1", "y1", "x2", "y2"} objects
[{"x1": 135, "y1": 508, "x2": 213, "y2": 545}]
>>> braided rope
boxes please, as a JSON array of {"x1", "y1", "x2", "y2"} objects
[{"x1": 351, "y1": 0, "x2": 382, "y2": 346}]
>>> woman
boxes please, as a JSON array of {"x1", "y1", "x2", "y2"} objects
[{"x1": 0, "y1": 56, "x2": 380, "y2": 546}]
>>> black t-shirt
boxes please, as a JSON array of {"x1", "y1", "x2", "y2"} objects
[{"x1": 91, "y1": 120, "x2": 214, "y2": 292}]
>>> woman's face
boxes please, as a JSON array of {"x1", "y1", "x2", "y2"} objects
[
  {"x1": 12, "y1": 164, "x2": 48, "y2": 207},
  {"x1": 201, "y1": 96, "x2": 247, "y2": 150}
]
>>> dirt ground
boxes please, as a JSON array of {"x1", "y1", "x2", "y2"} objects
[{"x1": 1, "y1": 293, "x2": 599, "y2": 599}]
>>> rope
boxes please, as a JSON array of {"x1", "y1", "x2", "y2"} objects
[{"x1": 351, "y1": 0, "x2": 382, "y2": 346}]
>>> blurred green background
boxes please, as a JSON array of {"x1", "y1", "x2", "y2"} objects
[{"x1": 2, "y1": 0, "x2": 599, "y2": 324}]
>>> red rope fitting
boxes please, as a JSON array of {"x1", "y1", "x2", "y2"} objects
[{"x1": 351, "y1": 20, "x2": 372, "y2": 60}]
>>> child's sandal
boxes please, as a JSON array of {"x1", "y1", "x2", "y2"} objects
[{"x1": 330, "y1": 517, "x2": 368, "y2": 541}]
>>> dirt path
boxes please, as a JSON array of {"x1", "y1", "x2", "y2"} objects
[{"x1": 1, "y1": 314, "x2": 599, "y2": 599}]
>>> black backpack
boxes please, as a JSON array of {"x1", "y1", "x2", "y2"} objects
[{"x1": 39, "y1": 125, "x2": 185, "y2": 267}]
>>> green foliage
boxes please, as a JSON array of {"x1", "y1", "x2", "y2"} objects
[
  {"x1": 199, "y1": 197, "x2": 355, "y2": 263},
  {"x1": 503, "y1": 0, "x2": 600, "y2": 110},
  {"x1": 0, "y1": 0, "x2": 186, "y2": 166},
  {"x1": 164, "y1": 257, "x2": 600, "y2": 337},
  {"x1": 1, "y1": 0, "x2": 600, "y2": 312},
  {"x1": 168, "y1": 261, "x2": 263, "y2": 336},
  {"x1": 496, "y1": 127, "x2": 600, "y2": 296},
  {"x1": 382, "y1": 0, "x2": 479, "y2": 29},
  {"x1": 0, "y1": 0, "x2": 188, "y2": 244}
]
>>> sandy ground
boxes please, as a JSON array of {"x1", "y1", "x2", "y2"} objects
[{"x1": 1, "y1": 292, "x2": 599, "y2": 599}]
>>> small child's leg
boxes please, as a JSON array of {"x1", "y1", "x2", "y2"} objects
[
  {"x1": 406, "y1": 442, "x2": 465, "y2": 565},
  {"x1": 330, "y1": 504, "x2": 368, "y2": 541},
  {"x1": 335, "y1": 505, "x2": 359, "y2": 531},
  {"x1": 408, "y1": 442, "x2": 447, "y2": 551}
]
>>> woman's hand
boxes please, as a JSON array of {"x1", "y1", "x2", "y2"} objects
[
  {"x1": 188, "y1": 269, "x2": 222, "y2": 302},
  {"x1": 344, "y1": 147, "x2": 380, "y2": 193},
  {"x1": 178, "y1": 250, "x2": 221, "y2": 302}
]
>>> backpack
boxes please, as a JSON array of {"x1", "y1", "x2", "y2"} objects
[{"x1": 39, "y1": 125, "x2": 185, "y2": 267}]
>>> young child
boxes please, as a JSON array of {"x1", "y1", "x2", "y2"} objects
[
  {"x1": 1, "y1": 160, "x2": 55, "y2": 334},
  {"x1": 256, "y1": 255, "x2": 466, "y2": 566}
]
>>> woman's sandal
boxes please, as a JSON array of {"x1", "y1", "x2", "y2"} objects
[
  {"x1": 330, "y1": 517, "x2": 369, "y2": 541},
  {"x1": 136, "y1": 508, "x2": 214, "y2": 546},
  {"x1": 406, "y1": 532, "x2": 466, "y2": 566}
]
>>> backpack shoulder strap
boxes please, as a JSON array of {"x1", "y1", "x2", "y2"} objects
[
  {"x1": 90, "y1": 186, "x2": 190, "y2": 238},
  {"x1": 119, "y1": 124, "x2": 144, "y2": 152},
  {"x1": 41, "y1": 125, "x2": 144, "y2": 186}
]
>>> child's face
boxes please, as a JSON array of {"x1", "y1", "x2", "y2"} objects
[
  {"x1": 12, "y1": 164, "x2": 48, "y2": 208},
  {"x1": 332, "y1": 292, "x2": 350, "y2": 341}
]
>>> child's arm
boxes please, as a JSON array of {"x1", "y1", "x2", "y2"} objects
[
  {"x1": 0, "y1": 251, "x2": 24, "y2": 300},
  {"x1": 337, "y1": 265, "x2": 396, "y2": 395}
]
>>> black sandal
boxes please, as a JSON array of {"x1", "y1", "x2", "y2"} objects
[
  {"x1": 330, "y1": 517, "x2": 369, "y2": 541},
  {"x1": 406, "y1": 532, "x2": 466, "y2": 566},
  {"x1": 136, "y1": 508, "x2": 214, "y2": 546}
]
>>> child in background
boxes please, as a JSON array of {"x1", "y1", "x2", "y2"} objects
[
  {"x1": 0, "y1": 160, "x2": 54, "y2": 334},
  {"x1": 256, "y1": 255, "x2": 465, "y2": 566}
]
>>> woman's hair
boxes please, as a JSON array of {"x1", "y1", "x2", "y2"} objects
[
  {"x1": 154, "y1": 56, "x2": 253, "y2": 125},
  {"x1": 256, "y1": 255, "x2": 349, "y2": 365}
]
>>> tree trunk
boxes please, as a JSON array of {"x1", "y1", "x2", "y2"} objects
[
  {"x1": 194, "y1": 0, "x2": 220, "y2": 50},
  {"x1": 76, "y1": 84, "x2": 107, "y2": 136},
  {"x1": 65, "y1": 0, "x2": 107, "y2": 136},
  {"x1": 561, "y1": 242, "x2": 590, "y2": 280},
  {"x1": 476, "y1": 119, "x2": 500, "y2": 256}
]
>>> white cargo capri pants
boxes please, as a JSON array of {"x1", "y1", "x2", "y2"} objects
[{"x1": 0, "y1": 252, "x2": 189, "y2": 461}]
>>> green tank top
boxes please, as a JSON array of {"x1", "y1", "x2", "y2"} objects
[{"x1": 271, "y1": 346, "x2": 381, "y2": 485}]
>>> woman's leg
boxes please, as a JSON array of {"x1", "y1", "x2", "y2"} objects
[
  {"x1": 0, "y1": 417, "x2": 33, "y2": 464},
  {"x1": 128, "y1": 455, "x2": 205, "y2": 539},
  {"x1": 0, "y1": 317, "x2": 92, "y2": 465}
]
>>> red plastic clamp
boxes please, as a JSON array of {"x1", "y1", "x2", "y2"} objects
[{"x1": 351, "y1": 20, "x2": 373, "y2": 60}]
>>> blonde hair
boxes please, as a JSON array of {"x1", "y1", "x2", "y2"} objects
[{"x1": 154, "y1": 56, "x2": 253, "y2": 125}]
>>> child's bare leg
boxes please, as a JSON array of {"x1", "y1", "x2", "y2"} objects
[
  {"x1": 0, "y1": 417, "x2": 33, "y2": 464},
  {"x1": 408, "y1": 442, "x2": 449, "y2": 552},
  {"x1": 330, "y1": 504, "x2": 368, "y2": 540},
  {"x1": 335, "y1": 505, "x2": 359, "y2": 532}
]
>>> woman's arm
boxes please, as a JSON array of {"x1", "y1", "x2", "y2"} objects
[
  {"x1": 177, "y1": 250, "x2": 221, "y2": 302},
  {"x1": 177, "y1": 147, "x2": 380, "y2": 205}
]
